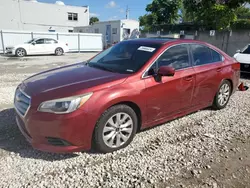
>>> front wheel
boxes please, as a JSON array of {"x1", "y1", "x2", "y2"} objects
[
  {"x1": 93, "y1": 105, "x2": 138, "y2": 153},
  {"x1": 15, "y1": 48, "x2": 26, "y2": 57},
  {"x1": 213, "y1": 80, "x2": 232, "y2": 110}
]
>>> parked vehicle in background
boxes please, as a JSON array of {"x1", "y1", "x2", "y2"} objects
[
  {"x1": 14, "y1": 39, "x2": 240, "y2": 154},
  {"x1": 5, "y1": 38, "x2": 69, "y2": 57},
  {"x1": 234, "y1": 44, "x2": 250, "y2": 73}
]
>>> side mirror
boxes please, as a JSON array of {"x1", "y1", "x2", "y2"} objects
[
  {"x1": 158, "y1": 66, "x2": 175, "y2": 77},
  {"x1": 155, "y1": 66, "x2": 175, "y2": 82},
  {"x1": 236, "y1": 49, "x2": 241, "y2": 53},
  {"x1": 31, "y1": 42, "x2": 36, "y2": 45}
]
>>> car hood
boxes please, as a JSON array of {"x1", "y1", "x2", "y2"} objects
[
  {"x1": 6, "y1": 44, "x2": 30, "y2": 49},
  {"x1": 20, "y1": 63, "x2": 128, "y2": 97}
]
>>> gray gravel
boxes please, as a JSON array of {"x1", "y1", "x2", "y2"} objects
[{"x1": 0, "y1": 54, "x2": 250, "y2": 187}]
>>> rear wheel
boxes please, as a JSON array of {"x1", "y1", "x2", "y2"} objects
[
  {"x1": 93, "y1": 105, "x2": 138, "y2": 153},
  {"x1": 213, "y1": 80, "x2": 232, "y2": 110},
  {"x1": 15, "y1": 48, "x2": 26, "y2": 57},
  {"x1": 55, "y1": 47, "x2": 64, "y2": 56}
]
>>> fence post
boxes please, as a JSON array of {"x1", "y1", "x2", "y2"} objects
[
  {"x1": 1, "y1": 30, "x2": 5, "y2": 54},
  {"x1": 57, "y1": 33, "x2": 59, "y2": 40},
  {"x1": 225, "y1": 31, "x2": 230, "y2": 54},
  {"x1": 78, "y1": 33, "x2": 80, "y2": 53},
  {"x1": 31, "y1": 32, "x2": 34, "y2": 39}
]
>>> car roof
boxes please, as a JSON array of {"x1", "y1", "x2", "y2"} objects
[
  {"x1": 126, "y1": 38, "x2": 177, "y2": 45},
  {"x1": 33, "y1": 37, "x2": 57, "y2": 40}
]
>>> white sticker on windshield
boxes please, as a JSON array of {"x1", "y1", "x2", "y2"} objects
[{"x1": 137, "y1": 46, "x2": 156, "y2": 52}]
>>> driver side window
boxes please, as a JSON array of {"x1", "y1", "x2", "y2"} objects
[
  {"x1": 35, "y1": 39, "x2": 45, "y2": 44},
  {"x1": 147, "y1": 44, "x2": 190, "y2": 76},
  {"x1": 157, "y1": 44, "x2": 190, "y2": 70}
]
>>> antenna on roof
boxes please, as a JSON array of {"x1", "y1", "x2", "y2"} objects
[{"x1": 126, "y1": 5, "x2": 129, "y2": 19}]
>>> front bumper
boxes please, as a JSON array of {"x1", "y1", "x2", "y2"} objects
[
  {"x1": 14, "y1": 107, "x2": 98, "y2": 153},
  {"x1": 5, "y1": 48, "x2": 15, "y2": 54}
]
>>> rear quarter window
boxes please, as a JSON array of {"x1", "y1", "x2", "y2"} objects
[{"x1": 211, "y1": 49, "x2": 223, "y2": 62}]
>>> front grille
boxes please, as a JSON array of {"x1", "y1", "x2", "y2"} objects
[
  {"x1": 14, "y1": 88, "x2": 31, "y2": 117},
  {"x1": 46, "y1": 137, "x2": 72, "y2": 147}
]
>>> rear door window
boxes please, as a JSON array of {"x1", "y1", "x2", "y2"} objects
[
  {"x1": 45, "y1": 39, "x2": 57, "y2": 44},
  {"x1": 191, "y1": 44, "x2": 213, "y2": 66}
]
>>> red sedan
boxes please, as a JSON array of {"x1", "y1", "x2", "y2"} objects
[{"x1": 14, "y1": 39, "x2": 240, "y2": 153}]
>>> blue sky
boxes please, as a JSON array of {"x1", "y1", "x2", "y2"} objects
[{"x1": 39, "y1": 0, "x2": 149, "y2": 21}]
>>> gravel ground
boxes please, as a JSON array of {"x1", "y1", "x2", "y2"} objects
[{"x1": 0, "y1": 54, "x2": 250, "y2": 188}]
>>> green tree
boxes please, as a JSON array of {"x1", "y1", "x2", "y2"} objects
[
  {"x1": 183, "y1": 0, "x2": 250, "y2": 30},
  {"x1": 89, "y1": 17, "x2": 99, "y2": 25},
  {"x1": 236, "y1": 5, "x2": 250, "y2": 19},
  {"x1": 139, "y1": 14, "x2": 157, "y2": 31},
  {"x1": 139, "y1": 0, "x2": 182, "y2": 31}
]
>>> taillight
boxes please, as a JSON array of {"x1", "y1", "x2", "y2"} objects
[{"x1": 232, "y1": 60, "x2": 240, "y2": 70}]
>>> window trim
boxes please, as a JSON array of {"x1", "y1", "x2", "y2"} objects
[
  {"x1": 112, "y1": 28, "x2": 118, "y2": 34},
  {"x1": 45, "y1": 38, "x2": 58, "y2": 44},
  {"x1": 68, "y1": 12, "x2": 78, "y2": 21},
  {"x1": 190, "y1": 44, "x2": 225, "y2": 68},
  {"x1": 34, "y1": 38, "x2": 45, "y2": 44},
  {"x1": 142, "y1": 43, "x2": 192, "y2": 79},
  {"x1": 142, "y1": 43, "x2": 225, "y2": 79}
]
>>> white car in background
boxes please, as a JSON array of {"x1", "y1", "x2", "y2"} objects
[
  {"x1": 5, "y1": 38, "x2": 69, "y2": 57},
  {"x1": 234, "y1": 44, "x2": 250, "y2": 73}
]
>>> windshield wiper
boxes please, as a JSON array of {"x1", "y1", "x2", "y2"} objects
[{"x1": 89, "y1": 63, "x2": 116, "y2": 73}]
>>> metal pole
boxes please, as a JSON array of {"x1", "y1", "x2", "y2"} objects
[
  {"x1": 78, "y1": 33, "x2": 80, "y2": 53},
  {"x1": 57, "y1": 33, "x2": 59, "y2": 40},
  {"x1": 31, "y1": 32, "x2": 34, "y2": 39},
  {"x1": 1, "y1": 30, "x2": 5, "y2": 54}
]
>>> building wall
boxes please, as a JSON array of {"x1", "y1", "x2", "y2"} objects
[
  {"x1": 195, "y1": 30, "x2": 250, "y2": 56},
  {"x1": 0, "y1": 0, "x2": 89, "y2": 32},
  {"x1": 120, "y1": 20, "x2": 140, "y2": 40},
  {"x1": 74, "y1": 19, "x2": 140, "y2": 47}
]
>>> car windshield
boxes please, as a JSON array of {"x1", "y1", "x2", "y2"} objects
[
  {"x1": 87, "y1": 41, "x2": 162, "y2": 74},
  {"x1": 25, "y1": 39, "x2": 36, "y2": 44}
]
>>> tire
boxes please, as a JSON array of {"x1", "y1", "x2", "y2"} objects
[
  {"x1": 212, "y1": 80, "x2": 232, "y2": 110},
  {"x1": 93, "y1": 105, "x2": 138, "y2": 153},
  {"x1": 15, "y1": 48, "x2": 26, "y2": 57},
  {"x1": 55, "y1": 47, "x2": 64, "y2": 56}
]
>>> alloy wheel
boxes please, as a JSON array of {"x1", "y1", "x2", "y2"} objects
[
  {"x1": 218, "y1": 83, "x2": 230, "y2": 106},
  {"x1": 56, "y1": 48, "x2": 63, "y2": 55},
  {"x1": 17, "y1": 49, "x2": 25, "y2": 57},
  {"x1": 102, "y1": 113, "x2": 133, "y2": 148}
]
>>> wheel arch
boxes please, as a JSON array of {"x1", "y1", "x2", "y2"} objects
[
  {"x1": 15, "y1": 47, "x2": 27, "y2": 56},
  {"x1": 90, "y1": 100, "x2": 143, "y2": 150},
  {"x1": 110, "y1": 101, "x2": 142, "y2": 132},
  {"x1": 223, "y1": 78, "x2": 233, "y2": 94}
]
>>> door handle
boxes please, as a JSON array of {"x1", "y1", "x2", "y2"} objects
[
  {"x1": 217, "y1": 68, "x2": 222, "y2": 72},
  {"x1": 184, "y1": 75, "x2": 193, "y2": 81}
]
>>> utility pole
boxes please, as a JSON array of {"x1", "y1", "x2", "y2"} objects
[{"x1": 126, "y1": 5, "x2": 129, "y2": 19}]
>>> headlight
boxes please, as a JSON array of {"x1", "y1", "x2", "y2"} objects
[{"x1": 38, "y1": 93, "x2": 93, "y2": 114}]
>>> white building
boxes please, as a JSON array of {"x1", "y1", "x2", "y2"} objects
[
  {"x1": 74, "y1": 19, "x2": 140, "y2": 47},
  {"x1": 0, "y1": 0, "x2": 89, "y2": 32}
]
